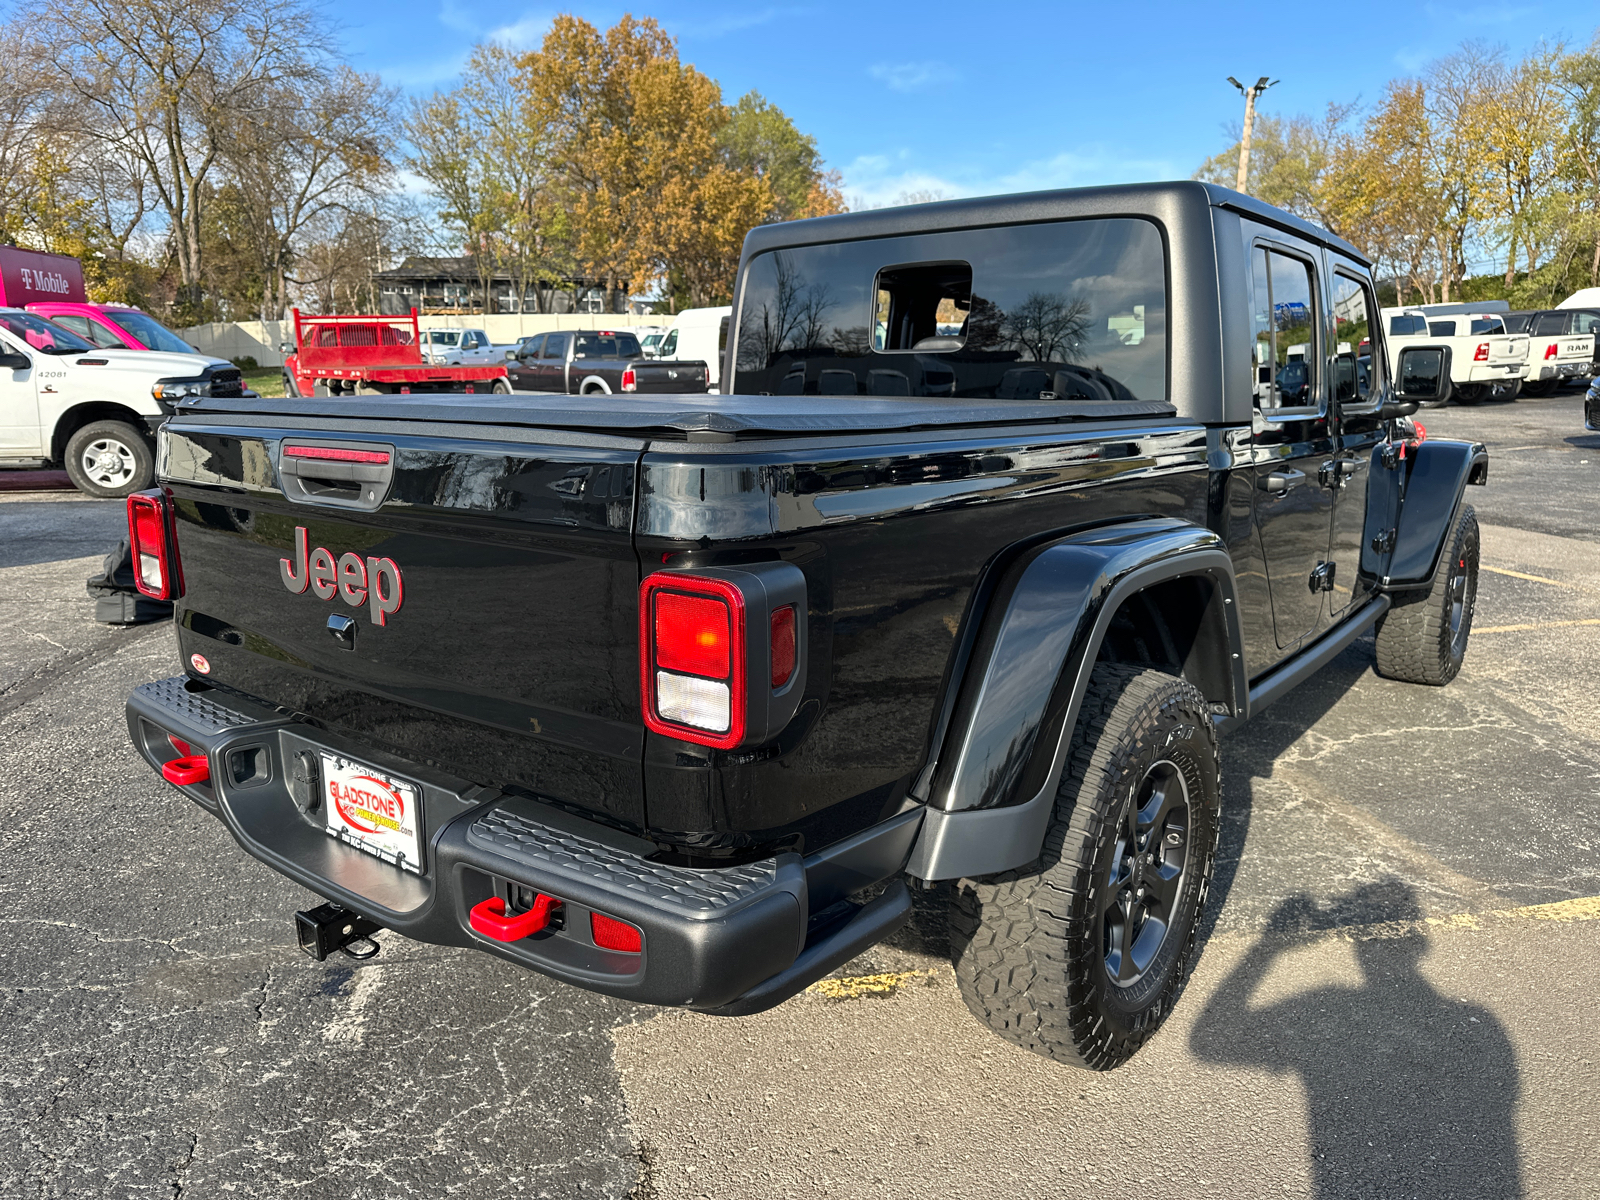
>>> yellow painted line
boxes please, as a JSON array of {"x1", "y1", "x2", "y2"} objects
[
  {"x1": 1475, "y1": 618, "x2": 1600, "y2": 634},
  {"x1": 807, "y1": 968, "x2": 939, "y2": 1001},
  {"x1": 1481, "y1": 565, "x2": 1580, "y2": 588}
]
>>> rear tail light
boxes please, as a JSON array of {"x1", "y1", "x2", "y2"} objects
[
  {"x1": 1474, "y1": 343, "x2": 1489, "y2": 362},
  {"x1": 1545, "y1": 343, "x2": 1559, "y2": 360},
  {"x1": 641, "y1": 574, "x2": 746, "y2": 747},
  {"x1": 591, "y1": 912, "x2": 642, "y2": 952},
  {"x1": 621, "y1": 367, "x2": 637, "y2": 392},
  {"x1": 126, "y1": 489, "x2": 183, "y2": 600},
  {"x1": 640, "y1": 565, "x2": 807, "y2": 749}
]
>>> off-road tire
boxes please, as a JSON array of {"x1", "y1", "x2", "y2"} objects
[
  {"x1": 64, "y1": 420, "x2": 154, "y2": 498},
  {"x1": 950, "y1": 664, "x2": 1221, "y2": 1070},
  {"x1": 1374, "y1": 504, "x2": 1479, "y2": 686}
]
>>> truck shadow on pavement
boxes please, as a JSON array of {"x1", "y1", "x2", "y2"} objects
[{"x1": 1189, "y1": 879, "x2": 1524, "y2": 1199}]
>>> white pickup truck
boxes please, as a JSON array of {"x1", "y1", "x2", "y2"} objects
[
  {"x1": 1, "y1": 307, "x2": 248, "y2": 496},
  {"x1": 419, "y1": 328, "x2": 513, "y2": 366},
  {"x1": 1382, "y1": 306, "x2": 1529, "y2": 404},
  {"x1": 1501, "y1": 309, "x2": 1598, "y2": 397}
]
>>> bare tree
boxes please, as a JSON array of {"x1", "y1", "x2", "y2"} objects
[
  {"x1": 220, "y1": 67, "x2": 396, "y2": 321},
  {"x1": 29, "y1": 0, "x2": 324, "y2": 311}
]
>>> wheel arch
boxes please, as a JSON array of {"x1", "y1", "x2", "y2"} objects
[
  {"x1": 906, "y1": 517, "x2": 1244, "y2": 882},
  {"x1": 1383, "y1": 438, "x2": 1488, "y2": 590},
  {"x1": 51, "y1": 401, "x2": 156, "y2": 464},
  {"x1": 578, "y1": 375, "x2": 612, "y2": 394}
]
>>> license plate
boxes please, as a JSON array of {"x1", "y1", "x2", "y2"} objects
[{"x1": 321, "y1": 753, "x2": 424, "y2": 874}]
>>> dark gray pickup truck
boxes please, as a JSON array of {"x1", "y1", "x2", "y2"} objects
[
  {"x1": 505, "y1": 329, "x2": 709, "y2": 395},
  {"x1": 124, "y1": 182, "x2": 1484, "y2": 1070}
]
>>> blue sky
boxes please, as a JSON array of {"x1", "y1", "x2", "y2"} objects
[{"x1": 340, "y1": 1, "x2": 1588, "y2": 209}]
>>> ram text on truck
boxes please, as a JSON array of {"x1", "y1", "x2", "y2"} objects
[{"x1": 124, "y1": 182, "x2": 1485, "y2": 1069}]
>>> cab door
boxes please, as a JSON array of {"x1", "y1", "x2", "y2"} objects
[
  {"x1": 1247, "y1": 239, "x2": 1336, "y2": 650},
  {"x1": 1326, "y1": 266, "x2": 1385, "y2": 619},
  {"x1": 0, "y1": 332, "x2": 42, "y2": 456},
  {"x1": 508, "y1": 335, "x2": 545, "y2": 390}
]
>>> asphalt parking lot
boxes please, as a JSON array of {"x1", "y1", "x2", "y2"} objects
[{"x1": 1, "y1": 391, "x2": 1596, "y2": 1199}]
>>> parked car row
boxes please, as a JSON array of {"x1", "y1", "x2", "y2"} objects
[{"x1": 1378, "y1": 302, "x2": 1598, "y2": 404}]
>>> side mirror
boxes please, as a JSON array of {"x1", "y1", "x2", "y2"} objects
[
  {"x1": 1393, "y1": 345, "x2": 1451, "y2": 411},
  {"x1": 279, "y1": 342, "x2": 293, "y2": 355},
  {"x1": 0, "y1": 351, "x2": 29, "y2": 371}
]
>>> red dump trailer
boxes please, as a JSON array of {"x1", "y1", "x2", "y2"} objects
[{"x1": 282, "y1": 308, "x2": 509, "y2": 396}]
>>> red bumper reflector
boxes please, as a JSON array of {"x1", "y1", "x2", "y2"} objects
[
  {"x1": 770, "y1": 604, "x2": 797, "y2": 687},
  {"x1": 591, "y1": 912, "x2": 642, "y2": 952},
  {"x1": 282, "y1": 445, "x2": 391, "y2": 465},
  {"x1": 469, "y1": 894, "x2": 561, "y2": 942},
  {"x1": 161, "y1": 754, "x2": 210, "y2": 786}
]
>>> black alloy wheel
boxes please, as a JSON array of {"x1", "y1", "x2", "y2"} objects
[{"x1": 1102, "y1": 760, "x2": 1192, "y2": 986}]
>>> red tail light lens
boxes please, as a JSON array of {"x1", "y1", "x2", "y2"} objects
[
  {"x1": 771, "y1": 604, "x2": 797, "y2": 688},
  {"x1": 590, "y1": 912, "x2": 642, "y2": 952},
  {"x1": 640, "y1": 574, "x2": 746, "y2": 748},
  {"x1": 126, "y1": 489, "x2": 183, "y2": 600},
  {"x1": 621, "y1": 367, "x2": 637, "y2": 392},
  {"x1": 1545, "y1": 343, "x2": 1559, "y2": 360},
  {"x1": 1474, "y1": 342, "x2": 1489, "y2": 362}
]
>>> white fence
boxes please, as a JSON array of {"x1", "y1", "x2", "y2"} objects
[{"x1": 180, "y1": 314, "x2": 671, "y2": 368}]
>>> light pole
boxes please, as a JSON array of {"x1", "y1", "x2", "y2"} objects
[{"x1": 1227, "y1": 76, "x2": 1278, "y2": 195}]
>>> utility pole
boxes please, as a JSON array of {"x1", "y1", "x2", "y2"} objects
[{"x1": 1227, "y1": 76, "x2": 1278, "y2": 195}]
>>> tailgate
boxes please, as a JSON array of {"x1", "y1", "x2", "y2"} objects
[
  {"x1": 635, "y1": 360, "x2": 708, "y2": 392},
  {"x1": 1488, "y1": 335, "x2": 1528, "y2": 365},
  {"x1": 160, "y1": 416, "x2": 649, "y2": 830}
]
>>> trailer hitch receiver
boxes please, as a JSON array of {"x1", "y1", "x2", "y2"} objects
[{"x1": 295, "y1": 902, "x2": 384, "y2": 961}]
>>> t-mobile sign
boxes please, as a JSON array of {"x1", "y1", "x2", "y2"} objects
[{"x1": 0, "y1": 247, "x2": 87, "y2": 306}]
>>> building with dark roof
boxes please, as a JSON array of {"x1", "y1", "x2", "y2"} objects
[{"x1": 372, "y1": 256, "x2": 634, "y2": 316}]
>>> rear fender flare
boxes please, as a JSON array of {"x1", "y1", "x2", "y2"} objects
[
  {"x1": 906, "y1": 518, "x2": 1245, "y2": 881},
  {"x1": 1382, "y1": 438, "x2": 1487, "y2": 590},
  {"x1": 577, "y1": 375, "x2": 612, "y2": 395}
]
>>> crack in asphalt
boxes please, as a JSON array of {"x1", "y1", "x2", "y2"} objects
[{"x1": 0, "y1": 621, "x2": 158, "y2": 721}]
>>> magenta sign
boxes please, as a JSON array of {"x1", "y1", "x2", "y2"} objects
[{"x1": 0, "y1": 247, "x2": 86, "y2": 306}]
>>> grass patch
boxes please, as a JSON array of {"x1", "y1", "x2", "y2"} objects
[{"x1": 242, "y1": 367, "x2": 286, "y2": 397}]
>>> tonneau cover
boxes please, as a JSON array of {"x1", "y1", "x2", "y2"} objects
[{"x1": 172, "y1": 392, "x2": 1178, "y2": 439}]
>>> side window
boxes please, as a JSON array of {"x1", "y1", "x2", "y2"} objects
[
  {"x1": 1331, "y1": 273, "x2": 1376, "y2": 406},
  {"x1": 873, "y1": 262, "x2": 972, "y2": 351},
  {"x1": 1571, "y1": 311, "x2": 1600, "y2": 336},
  {"x1": 717, "y1": 316, "x2": 729, "y2": 354},
  {"x1": 51, "y1": 315, "x2": 91, "y2": 338},
  {"x1": 617, "y1": 333, "x2": 641, "y2": 357},
  {"x1": 542, "y1": 333, "x2": 570, "y2": 360},
  {"x1": 659, "y1": 329, "x2": 678, "y2": 357},
  {"x1": 1532, "y1": 312, "x2": 1568, "y2": 337},
  {"x1": 1427, "y1": 320, "x2": 1457, "y2": 336},
  {"x1": 1251, "y1": 246, "x2": 1318, "y2": 409},
  {"x1": 520, "y1": 335, "x2": 545, "y2": 359}
]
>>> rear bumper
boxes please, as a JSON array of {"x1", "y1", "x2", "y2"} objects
[
  {"x1": 1536, "y1": 361, "x2": 1589, "y2": 380},
  {"x1": 126, "y1": 676, "x2": 919, "y2": 1012},
  {"x1": 1466, "y1": 363, "x2": 1527, "y2": 382}
]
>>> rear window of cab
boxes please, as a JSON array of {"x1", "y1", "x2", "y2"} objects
[{"x1": 731, "y1": 217, "x2": 1167, "y2": 403}]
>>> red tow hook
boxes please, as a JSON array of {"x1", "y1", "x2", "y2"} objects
[
  {"x1": 162, "y1": 754, "x2": 210, "y2": 786},
  {"x1": 469, "y1": 893, "x2": 561, "y2": 942}
]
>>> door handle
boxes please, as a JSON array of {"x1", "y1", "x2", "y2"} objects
[{"x1": 1259, "y1": 468, "x2": 1306, "y2": 494}]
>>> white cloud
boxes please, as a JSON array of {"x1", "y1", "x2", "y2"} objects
[
  {"x1": 487, "y1": 13, "x2": 555, "y2": 48},
  {"x1": 690, "y1": 7, "x2": 808, "y2": 38},
  {"x1": 869, "y1": 61, "x2": 950, "y2": 93},
  {"x1": 839, "y1": 146, "x2": 1179, "y2": 211}
]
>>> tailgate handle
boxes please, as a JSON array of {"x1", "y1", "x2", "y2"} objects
[{"x1": 278, "y1": 441, "x2": 394, "y2": 511}]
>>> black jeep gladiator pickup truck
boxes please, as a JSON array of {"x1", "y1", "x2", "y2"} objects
[
  {"x1": 125, "y1": 183, "x2": 1484, "y2": 1069},
  {"x1": 505, "y1": 328, "x2": 710, "y2": 396}
]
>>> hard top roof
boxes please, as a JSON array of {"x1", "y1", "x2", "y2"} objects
[{"x1": 739, "y1": 180, "x2": 1367, "y2": 266}]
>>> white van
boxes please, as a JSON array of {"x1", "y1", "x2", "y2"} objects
[
  {"x1": 0, "y1": 307, "x2": 245, "y2": 496},
  {"x1": 656, "y1": 307, "x2": 732, "y2": 392}
]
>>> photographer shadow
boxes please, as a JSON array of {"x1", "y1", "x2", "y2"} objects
[{"x1": 1190, "y1": 879, "x2": 1523, "y2": 1198}]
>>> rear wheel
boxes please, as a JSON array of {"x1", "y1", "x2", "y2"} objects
[
  {"x1": 64, "y1": 420, "x2": 154, "y2": 498},
  {"x1": 1453, "y1": 383, "x2": 1486, "y2": 404},
  {"x1": 950, "y1": 664, "x2": 1220, "y2": 1070},
  {"x1": 492, "y1": 378, "x2": 512, "y2": 394},
  {"x1": 282, "y1": 371, "x2": 301, "y2": 397},
  {"x1": 1374, "y1": 504, "x2": 1479, "y2": 686},
  {"x1": 1521, "y1": 379, "x2": 1557, "y2": 398}
]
